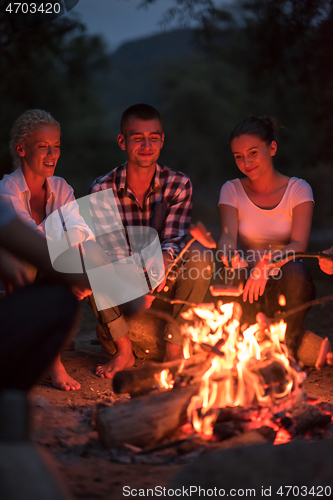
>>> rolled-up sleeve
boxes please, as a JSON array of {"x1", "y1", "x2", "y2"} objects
[{"x1": 160, "y1": 178, "x2": 192, "y2": 259}]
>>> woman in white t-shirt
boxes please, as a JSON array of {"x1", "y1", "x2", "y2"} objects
[{"x1": 218, "y1": 115, "x2": 315, "y2": 356}]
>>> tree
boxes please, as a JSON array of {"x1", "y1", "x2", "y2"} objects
[{"x1": 0, "y1": 8, "x2": 119, "y2": 195}]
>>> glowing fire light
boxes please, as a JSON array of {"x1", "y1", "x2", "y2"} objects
[
  {"x1": 180, "y1": 301, "x2": 306, "y2": 438},
  {"x1": 154, "y1": 369, "x2": 175, "y2": 390},
  {"x1": 278, "y1": 294, "x2": 286, "y2": 306}
]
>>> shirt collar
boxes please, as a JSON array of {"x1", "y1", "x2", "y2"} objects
[
  {"x1": 118, "y1": 162, "x2": 164, "y2": 192},
  {"x1": 13, "y1": 167, "x2": 29, "y2": 193},
  {"x1": 14, "y1": 167, "x2": 56, "y2": 200},
  {"x1": 153, "y1": 163, "x2": 163, "y2": 188}
]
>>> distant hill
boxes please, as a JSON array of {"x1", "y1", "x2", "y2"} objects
[
  {"x1": 96, "y1": 29, "x2": 201, "y2": 131},
  {"x1": 112, "y1": 28, "x2": 198, "y2": 67}
]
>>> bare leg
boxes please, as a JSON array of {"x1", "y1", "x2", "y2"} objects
[
  {"x1": 50, "y1": 353, "x2": 81, "y2": 391},
  {"x1": 164, "y1": 342, "x2": 183, "y2": 362},
  {"x1": 95, "y1": 334, "x2": 135, "y2": 379}
]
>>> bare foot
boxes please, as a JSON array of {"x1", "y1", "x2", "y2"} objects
[
  {"x1": 96, "y1": 334, "x2": 135, "y2": 379},
  {"x1": 50, "y1": 355, "x2": 81, "y2": 391},
  {"x1": 164, "y1": 342, "x2": 183, "y2": 362}
]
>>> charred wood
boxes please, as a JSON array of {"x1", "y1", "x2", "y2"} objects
[
  {"x1": 96, "y1": 383, "x2": 200, "y2": 448},
  {"x1": 112, "y1": 353, "x2": 208, "y2": 397}
]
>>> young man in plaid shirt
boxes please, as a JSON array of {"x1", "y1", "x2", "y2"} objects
[{"x1": 88, "y1": 104, "x2": 212, "y2": 378}]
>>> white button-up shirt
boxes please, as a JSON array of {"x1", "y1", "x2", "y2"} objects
[{"x1": 0, "y1": 168, "x2": 94, "y2": 242}]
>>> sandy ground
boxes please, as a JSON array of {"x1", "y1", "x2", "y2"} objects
[{"x1": 28, "y1": 258, "x2": 333, "y2": 500}]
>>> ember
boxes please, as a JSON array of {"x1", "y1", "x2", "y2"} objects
[{"x1": 179, "y1": 302, "x2": 306, "y2": 439}]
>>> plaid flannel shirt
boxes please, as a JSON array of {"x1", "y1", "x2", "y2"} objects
[{"x1": 89, "y1": 162, "x2": 192, "y2": 261}]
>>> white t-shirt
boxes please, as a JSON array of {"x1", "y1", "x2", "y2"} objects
[{"x1": 218, "y1": 177, "x2": 314, "y2": 261}]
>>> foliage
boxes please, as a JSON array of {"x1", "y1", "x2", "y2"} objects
[{"x1": 0, "y1": 11, "x2": 117, "y2": 196}]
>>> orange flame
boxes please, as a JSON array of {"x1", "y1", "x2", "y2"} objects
[
  {"x1": 181, "y1": 302, "x2": 306, "y2": 437},
  {"x1": 154, "y1": 369, "x2": 175, "y2": 390}
]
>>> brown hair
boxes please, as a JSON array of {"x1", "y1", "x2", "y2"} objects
[
  {"x1": 230, "y1": 115, "x2": 281, "y2": 145},
  {"x1": 120, "y1": 104, "x2": 162, "y2": 134}
]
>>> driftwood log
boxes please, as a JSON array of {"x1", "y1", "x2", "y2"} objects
[
  {"x1": 96, "y1": 383, "x2": 200, "y2": 448},
  {"x1": 112, "y1": 352, "x2": 209, "y2": 397}
]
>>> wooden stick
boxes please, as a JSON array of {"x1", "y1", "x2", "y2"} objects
[
  {"x1": 164, "y1": 222, "x2": 216, "y2": 280},
  {"x1": 274, "y1": 295, "x2": 333, "y2": 320},
  {"x1": 270, "y1": 251, "x2": 333, "y2": 267},
  {"x1": 150, "y1": 293, "x2": 196, "y2": 308},
  {"x1": 164, "y1": 237, "x2": 195, "y2": 280}
]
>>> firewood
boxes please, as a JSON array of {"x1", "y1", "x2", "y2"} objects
[
  {"x1": 112, "y1": 352, "x2": 208, "y2": 396},
  {"x1": 96, "y1": 383, "x2": 200, "y2": 448}
]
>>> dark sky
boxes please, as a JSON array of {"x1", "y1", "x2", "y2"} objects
[{"x1": 71, "y1": 0, "x2": 180, "y2": 51}]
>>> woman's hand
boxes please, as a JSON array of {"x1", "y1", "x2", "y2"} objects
[
  {"x1": 319, "y1": 246, "x2": 333, "y2": 275},
  {"x1": 243, "y1": 255, "x2": 270, "y2": 303}
]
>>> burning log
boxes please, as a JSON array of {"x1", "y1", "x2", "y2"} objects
[
  {"x1": 96, "y1": 383, "x2": 200, "y2": 448},
  {"x1": 112, "y1": 352, "x2": 209, "y2": 397}
]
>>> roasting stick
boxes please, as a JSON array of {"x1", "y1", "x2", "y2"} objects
[
  {"x1": 273, "y1": 294, "x2": 333, "y2": 321},
  {"x1": 150, "y1": 294, "x2": 196, "y2": 308},
  {"x1": 269, "y1": 251, "x2": 333, "y2": 266},
  {"x1": 147, "y1": 221, "x2": 216, "y2": 302},
  {"x1": 164, "y1": 221, "x2": 216, "y2": 281},
  {"x1": 209, "y1": 252, "x2": 333, "y2": 297}
]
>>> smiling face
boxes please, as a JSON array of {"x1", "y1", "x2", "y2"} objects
[
  {"x1": 231, "y1": 134, "x2": 277, "y2": 180},
  {"x1": 117, "y1": 118, "x2": 164, "y2": 170},
  {"x1": 16, "y1": 124, "x2": 61, "y2": 179}
]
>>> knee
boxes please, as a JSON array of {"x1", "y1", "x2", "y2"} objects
[
  {"x1": 281, "y1": 260, "x2": 312, "y2": 283},
  {"x1": 44, "y1": 284, "x2": 79, "y2": 322},
  {"x1": 279, "y1": 261, "x2": 315, "y2": 298}
]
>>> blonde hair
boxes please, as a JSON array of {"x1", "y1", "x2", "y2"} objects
[{"x1": 10, "y1": 109, "x2": 60, "y2": 169}]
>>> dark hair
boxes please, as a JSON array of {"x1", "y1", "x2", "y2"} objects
[
  {"x1": 120, "y1": 103, "x2": 162, "y2": 134},
  {"x1": 230, "y1": 115, "x2": 281, "y2": 145}
]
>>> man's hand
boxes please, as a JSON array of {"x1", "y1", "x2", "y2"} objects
[
  {"x1": 0, "y1": 249, "x2": 34, "y2": 292},
  {"x1": 319, "y1": 246, "x2": 333, "y2": 275}
]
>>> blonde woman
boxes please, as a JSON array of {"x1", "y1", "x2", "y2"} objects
[{"x1": 0, "y1": 109, "x2": 93, "y2": 391}]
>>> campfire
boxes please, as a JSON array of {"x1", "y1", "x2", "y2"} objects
[
  {"x1": 179, "y1": 301, "x2": 306, "y2": 439},
  {"x1": 96, "y1": 300, "x2": 333, "y2": 459}
]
